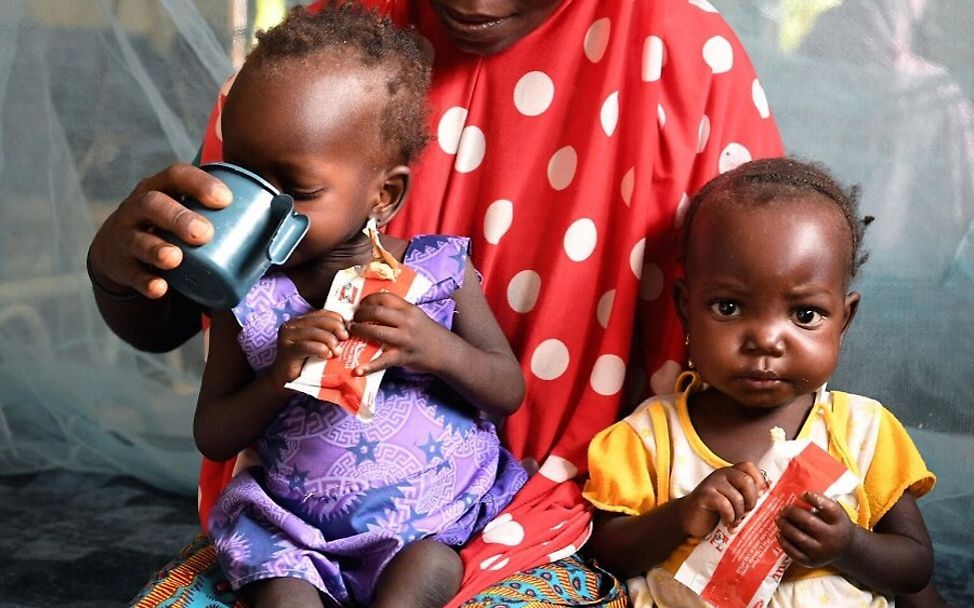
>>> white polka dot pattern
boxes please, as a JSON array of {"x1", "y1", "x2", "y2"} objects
[
  {"x1": 531, "y1": 339, "x2": 570, "y2": 381},
  {"x1": 479, "y1": 554, "x2": 510, "y2": 571},
  {"x1": 563, "y1": 218, "x2": 598, "y2": 262},
  {"x1": 454, "y1": 125, "x2": 486, "y2": 173},
  {"x1": 621, "y1": 168, "x2": 635, "y2": 206},
  {"x1": 690, "y1": 0, "x2": 719, "y2": 12},
  {"x1": 597, "y1": 290, "x2": 615, "y2": 329},
  {"x1": 703, "y1": 35, "x2": 734, "y2": 73},
  {"x1": 674, "y1": 192, "x2": 690, "y2": 228},
  {"x1": 437, "y1": 106, "x2": 468, "y2": 154},
  {"x1": 591, "y1": 354, "x2": 626, "y2": 396},
  {"x1": 507, "y1": 270, "x2": 541, "y2": 313},
  {"x1": 547, "y1": 146, "x2": 578, "y2": 191},
  {"x1": 584, "y1": 18, "x2": 611, "y2": 63},
  {"x1": 513, "y1": 71, "x2": 555, "y2": 117},
  {"x1": 601, "y1": 91, "x2": 620, "y2": 136},
  {"x1": 642, "y1": 35, "x2": 665, "y2": 82},
  {"x1": 482, "y1": 513, "x2": 525, "y2": 546},
  {"x1": 484, "y1": 199, "x2": 514, "y2": 244},
  {"x1": 697, "y1": 115, "x2": 711, "y2": 153},
  {"x1": 752, "y1": 78, "x2": 770, "y2": 118},
  {"x1": 630, "y1": 238, "x2": 646, "y2": 278},
  {"x1": 548, "y1": 544, "x2": 578, "y2": 562},
  {"x1": 719, "y1": 142, "x2": 752, "y2": 174},
  {"x1": 538, "y1": 455, "x2": 579, "y2": 482}
]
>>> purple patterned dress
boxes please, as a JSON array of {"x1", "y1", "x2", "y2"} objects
[{"x1": 209, "y1": 235, "x2": 527, "y2": 605}]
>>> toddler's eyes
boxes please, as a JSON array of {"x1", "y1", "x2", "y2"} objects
[
  {"x1": 287, "y1": 188, "x2": 325, "y2": 201},
  {"x1": 793, "y1": 308, "x2": 824, "y2": 328},
  {"x1": 710, "y1": 301, "x2": 740, "y2": 317},
  {"x1": 289, "y1": 192, "x2": 318, "y2": 201}
]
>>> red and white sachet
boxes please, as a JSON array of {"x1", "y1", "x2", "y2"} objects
[
  {"x1": 674, "y1": 429, "x2": 859, "y2": 608},
  {"x1": 284, "y1": 221, "x2": 431, "y2": 421}
]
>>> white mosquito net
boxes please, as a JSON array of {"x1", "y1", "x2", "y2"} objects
[{"x1": 0, "y1": 0, "x2": 970, "y2": 598}]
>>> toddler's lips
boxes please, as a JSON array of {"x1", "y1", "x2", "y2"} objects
[{"x1": 738, "y1": 370, "x2": 784, "y2": 388}]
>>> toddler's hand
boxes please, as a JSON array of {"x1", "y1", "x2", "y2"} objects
[
  {"x1": 679, "y1": 462, "x2": 766, "y2": 538},
  {"x1": 271, "y1": 310, "x2": 349, "y2": 385},
  {"x1": 777, "y1": 491, "x2": 855, "y2": 568},
  {"x1": 348, "y1": 292, "x2": 444, "y2": 375}
]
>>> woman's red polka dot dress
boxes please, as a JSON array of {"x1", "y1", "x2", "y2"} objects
[{"x1": 196, "y1": 0, "x2": 782, "y2": 603}]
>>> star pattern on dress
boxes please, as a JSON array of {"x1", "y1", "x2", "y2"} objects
[
  {"x1": 287, "y1": 467, "x2": 309, "y2": 496},
  {"x1": 460, "y1": 492, "x2": 477, "y2": 508},
  {"x1": 448, "y1": 246, "x2": 467, "y2": 278},
  {"x1": 433, "y1": 401, "x2": 475, "y2": 437},
  {"x1": 259, "y1": 434, "x2": 288, "y2": 469},
  {"x1": 352, "y1": 435, "x2": 380, "y2": 465},
  {"x1": 419, "y1": 433, "x2": 444, "y2": 463},
  {"x1": 396, "y1": 519, "x2": 428, "y2": 544}
]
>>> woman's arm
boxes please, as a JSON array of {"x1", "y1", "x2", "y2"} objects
[
  {"x1": 87, "y1": 163, "x2": 231, "y2": 352},
  {"x1": 350, "y1": 258, "x2": 524, "y2": 419},
  {"x1": 89, "y1": 253, "x2": 203, "y2": 352}
]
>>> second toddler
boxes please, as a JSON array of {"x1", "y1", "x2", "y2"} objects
[{"x1": 583, "y1": 157, "x2": 935, "y2": 607}]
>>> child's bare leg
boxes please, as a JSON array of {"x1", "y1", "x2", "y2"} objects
[
  {"x1": 372, "y1": 539, "x2": 463, "y2": 608},
  {"x1": 246, "y1": 577, "x2": 324, "y2": 608}
]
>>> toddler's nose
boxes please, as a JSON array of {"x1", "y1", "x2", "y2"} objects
[{"x1": 742, "y1": 322, "x2": 785, "y2": 356}]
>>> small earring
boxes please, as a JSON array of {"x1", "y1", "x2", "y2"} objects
[{"x1": 685, "y1": 334, "x2": 694, "y2": 370}]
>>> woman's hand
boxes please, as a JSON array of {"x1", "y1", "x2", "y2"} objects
[
  {"x1": 88, "y1": 163, "x2": 232, "y2": 298},
  {"x1": 348, "y1": 292, "x2": 447, "y2": 376},
  {"x1": 776, "y1": 491, "x2": 856, "y2": 568},
  {"x1": 271, "y1": 310, "x2": 349, "y2": 386},
  {"x1": 678, "y1": 462, "x2": 767, "y2": 537}
]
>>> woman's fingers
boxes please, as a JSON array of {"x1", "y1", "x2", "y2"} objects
[
  {"x1": 124, "y1": 229, "x2": 183, "y2": 270},
  {"x1": 138, "y1": 163, "x2": 233, "y2": 211},
  {"x1": 89, "y1": 164, "x2": 232, "y2": 295}
]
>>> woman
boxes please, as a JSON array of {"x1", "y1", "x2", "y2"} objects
[{"x1": 91, "y1": 1, "x2": 785, "y2": 606}]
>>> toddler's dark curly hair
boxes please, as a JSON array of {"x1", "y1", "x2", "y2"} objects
[
  {"x1": 247, "y1": 1, "x2": 432, "y2": 165},
  {"x1": 681, "y1": 157, "x2": 873, "y2": 280}
]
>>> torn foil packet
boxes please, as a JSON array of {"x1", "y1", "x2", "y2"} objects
[
  {"x1": 674, "y1": 430, "x2": 859, "y2": 608},
  {"x1": 284, "y1": 223, "x2": 432, "y2": 421}
]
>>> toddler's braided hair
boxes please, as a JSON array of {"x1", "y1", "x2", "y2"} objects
[
  {"x1": 247, "y1": 1, "x2": 432, "y2": 165},
  {"x1": 681, "y1": 157, "x2": 873, "y2": 279}
]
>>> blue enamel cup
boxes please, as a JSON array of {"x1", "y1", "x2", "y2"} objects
[{"x1": 161, "y1": 162, "x2": 309, "y2": 309}]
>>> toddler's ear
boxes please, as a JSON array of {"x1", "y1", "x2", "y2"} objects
[
  {"x1": 673, "y1": 278, "x2": 690, "y2": 330},
  {"x1": 840, "y1": 291, "x2": 861, "y2": 337},
  {"x1": 372, "y1": 165, "x2": 411, "y2": 227}
]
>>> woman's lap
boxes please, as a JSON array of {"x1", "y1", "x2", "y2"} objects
[{"x1": 129, "y1": 534, "x2": 627, "y2": 608}]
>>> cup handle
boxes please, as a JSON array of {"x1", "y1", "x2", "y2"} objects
[{"x1": 267, "y1": 194, "x2": 310, "y2": 264}]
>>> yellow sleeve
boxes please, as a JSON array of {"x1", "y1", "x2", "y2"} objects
[
  {"x1": 582, "y1": 419, "x2": 657, "y2": 516},
  {"x1": 863, "y1": 407, "x2": 936, "y2": 527}
]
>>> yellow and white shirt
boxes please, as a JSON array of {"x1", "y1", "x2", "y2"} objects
[{"x1": 583, "y1": 373, "x2": 935, "y2": 608}]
